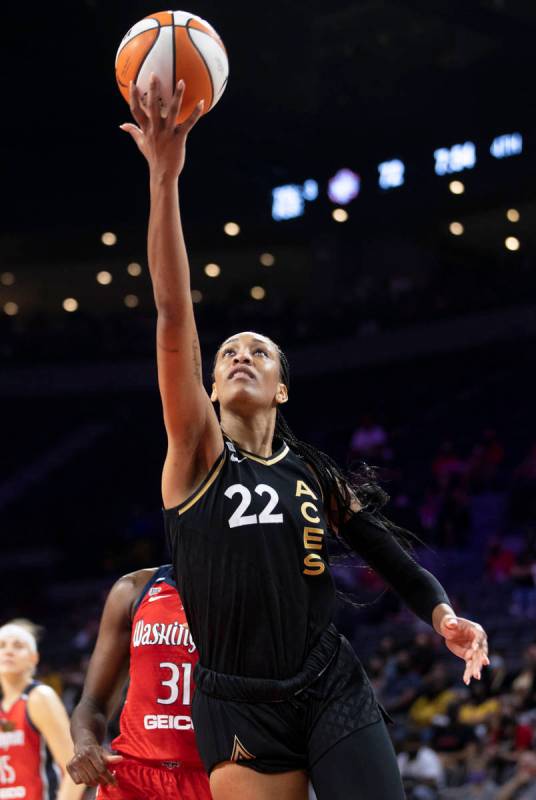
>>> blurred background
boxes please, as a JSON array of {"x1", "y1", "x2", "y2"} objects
[{"x1": 2, "y1": 1, "x2": 536, "y2": 796}]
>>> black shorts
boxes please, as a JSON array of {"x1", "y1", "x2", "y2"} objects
[{"x1": 192, "y1": 630, "x2": 383, "y2": 775}]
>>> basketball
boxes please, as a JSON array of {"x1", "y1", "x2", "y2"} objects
[{"x1": 115, "y1": 10, "x2": 228, "y2": 123}]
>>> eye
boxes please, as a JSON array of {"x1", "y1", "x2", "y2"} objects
[
  {"x1": 221, "y1": 348, "x2": 235, "y2": 357},
  {"x1": 254, "y1": 348, "x2": 268, "y2": 357}
]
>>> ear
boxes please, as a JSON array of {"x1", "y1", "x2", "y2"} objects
[
  {"x1": 276, "y1": 383, "x2": 288, "y2": 404},
  {"x1": 210, "y1": 382, "x2": 218, "y2": 403}
]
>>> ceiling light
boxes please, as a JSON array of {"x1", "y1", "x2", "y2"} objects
[
  {"x1": 97, "y1": 270, "x2": 112, "y2": 285},
  {"x1": 224, "y1": 222, "x2": 240, "y2": 236},
  {"x1": 0, "y1": 272, "x2": 15, "y2": 287},
  {"x1": 250, "y1": 286, "x2": 266, "y2": 300},
  {"x1": 449, "y1": 181, "x2": 465, "y2": 195},
  {"x1": 101, "y1": 231, "x2": 117, "y2": 246},
  {"x1": 63, "y1": 298, "x2": 79, "y2": 312},
  {"x1": 204, "y1": 263, "x2": 221, "y2": 278},
  {"x1": 3, "y1": 301, "x2": 18, "y2": 316},
  {"x1": 332, "y1": 208, "x2": 348, "y2": 222},
  {"x1": 505, "y1": 236, "x2": 520, "y2": 251}
]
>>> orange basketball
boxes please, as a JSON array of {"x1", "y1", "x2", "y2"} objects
[{"x1": 115, "y1": 10, "x2": 229, "y2": 123}]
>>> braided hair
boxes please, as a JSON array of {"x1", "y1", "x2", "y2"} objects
[
  {"x1": 274, "y1": 347, "x2": 389, "y2": 523},
  {"x1": 213, "y1": 335, "x2": 389, "y2": 523}
]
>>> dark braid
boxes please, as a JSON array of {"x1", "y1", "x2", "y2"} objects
[
  {"x1": 273, "y1": 347, "x2": 417, "y2": 610},
  {"x1": 275, "y1": 348, "x2": 389, "y2": 522}
]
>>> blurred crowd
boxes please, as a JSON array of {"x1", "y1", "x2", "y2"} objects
[
  {"x1": 349, "y1": 416, "x2": 536, "y2": 601},
  {"x1": 367, "y1": 632, "x2": 536, "y2": 799}
]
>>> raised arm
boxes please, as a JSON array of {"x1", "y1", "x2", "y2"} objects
[
  {"x1": 67, "y1": 572, "x2": 147, "y2": 787},
  {"x1": 120, "y1": 76, "x2": 223, "y2": 508}
]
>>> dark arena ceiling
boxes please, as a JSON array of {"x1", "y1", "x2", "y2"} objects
[{"x1": 2, "y1": 0, "x2": 536, "y2": 317}]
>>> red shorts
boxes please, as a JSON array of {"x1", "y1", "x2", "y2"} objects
[{"x1": 95, "y1": 758, "x2": 212, "y2": 800}]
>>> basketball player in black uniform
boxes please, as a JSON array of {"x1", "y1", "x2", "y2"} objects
[{"x1": 120, "y1": 75, "x2": 489, "y2": 800}]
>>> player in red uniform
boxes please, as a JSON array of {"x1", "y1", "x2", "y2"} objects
[
  {"x1": 67, "y1": 565, "x2": 211, "y2": 799},
  {"x1": 0, "y1": 620, "x2": 84, "y2": 800}
]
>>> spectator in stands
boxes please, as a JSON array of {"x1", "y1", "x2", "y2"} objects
[
  {"x1": 466, "y1": 429, "x2": 504, "y2": 492},
  {"x1": 458, "y1": 680, "x2": 500, "y2": 726},
  {"x1": 432, "y1": 442, "x2": 466, "y2": 487},
  {"x1": 397, "y1": 728, "x2": 445, "y2": 799},
  {"x1": 510, "y1": 550, "x2": 536, "y2": 619},
  {"x1": 366, "y1": 654, "x2": 387, "y2": 696},
  {"x1": 411, "y1": 631, "x2": 440, "y2": 676},
  {"x1": 486, "y1": 649, "x2": 509, "y2": 696},
  {"x1": 496, "y1": 751, "x2": 536, "y2": 799},
  {"x1": 431, "y1": 700, "x2": 478, "y2": 772},
  {"x1": 409, "y1": 663, "x2": 458, "y2": 728},
  {"x1": 419, "y1": 487, "x2": 443, "y2": 537},
  {"x1": 349, "y1": 414, "x2": 389, "y2": 462},
  {"x1": 440, "y1": 768, "x2": 498, "y2": 799},
  {"x1": 486, "y1": 711, "x2": 533, "y2": 785},
  {"x1": 436, "y1": 477, "x2": 470, "y2": 548},
  {"x1": 376, "y1": 634, "x2": 398, "y2": 676},
  {"x1": 381, "y1": 648, "x2": 422, "y2": 716},
  {"x1": 511, "y1": 643, "x2": 536, "y2": 711},
  {"x1": 485, "y1": 538, "x2": 514, "y2": 583},
  {"x1": 511, "y1": 443, "x2": 536, "y2": 523}
]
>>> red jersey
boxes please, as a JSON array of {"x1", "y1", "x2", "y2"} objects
[
  {"x1": 112, "y1": 566, "x2": 202, "y2": 766},
  {"x1": 0, "y1": 681, "x2": 59, "y2": 800}
]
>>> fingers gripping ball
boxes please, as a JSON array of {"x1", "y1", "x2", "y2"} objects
[{"x1": 115, "y1": 11, "x2": 228, "y2": 123}]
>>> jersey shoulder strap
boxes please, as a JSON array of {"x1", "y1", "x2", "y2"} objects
[
  {"x1": 132, "y1": 565, "x2": 173, "y2": 616},
  {"x1": 24, "y1": 681, "x2": 43, "y2": 732}
]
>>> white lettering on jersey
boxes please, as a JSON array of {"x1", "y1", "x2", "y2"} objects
[
  {"x1": 132, "y1": 620, "x2": 196, "y2": 653},
  {"x1": 0, "y1": 732, "x2": 24, "y2": 751},
  {"x1": 0, "y1": 755, "x2": 16, "y2": 784},
  {"x1": 143, "y1": 715, "x2": 193, "y2": 731}
]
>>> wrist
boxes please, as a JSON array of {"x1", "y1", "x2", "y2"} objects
[
  {"x1": 432, "y1": 602, "x2": 456, "y2": 635},
  {"x1": 149, "y1": 169, "x2": 180, "y2": 188},
  {"x1": 74, "y1": 732, "x2": 100, "y2": 751}
]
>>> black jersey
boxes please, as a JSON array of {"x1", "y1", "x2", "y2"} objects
[{"x1": 164, "y1": 437, "x2": 336, "y2": 680}]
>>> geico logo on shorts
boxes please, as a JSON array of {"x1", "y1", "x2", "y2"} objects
[
  {"x1": 143, "y1": 715, "x2": 193, "y2": 730},
  {"x1": 0, "y1": 788, "x2": 26, "y2": 799}
]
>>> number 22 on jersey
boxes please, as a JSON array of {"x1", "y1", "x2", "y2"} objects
[{"x1": 224, "y1": 483, "x2": 283, "y2": 528}]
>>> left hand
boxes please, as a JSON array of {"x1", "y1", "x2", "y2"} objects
[{"x1": 438, "y1": 614, "x2": 489, "y2": 685}]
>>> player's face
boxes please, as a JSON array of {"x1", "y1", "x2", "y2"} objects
[
  {"x1": 212, "y1": 332, "x2": 288, "y2": 413},
  {"x1": 0, "y1": 633, "x2": 37, "y2": 677}
]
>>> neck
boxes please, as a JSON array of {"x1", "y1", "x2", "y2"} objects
[
  {"x1": 220, "y1": 408, "x2": 277, "y2": 457},
  {"x1": 1, "y1": 673, "x2": 31, "y2": 704}
]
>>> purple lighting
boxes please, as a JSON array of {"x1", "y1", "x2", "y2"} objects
[{"x1": 328, "y1": 168, "x2": 361, "y2": 205}]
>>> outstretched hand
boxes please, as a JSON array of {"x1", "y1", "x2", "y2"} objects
[
  {"x1": 439, "y1": 613, "x2": 490, "y2": 685},
  {"x1": 120, "y1": 73, "x2": 204, "y2": 180}
]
